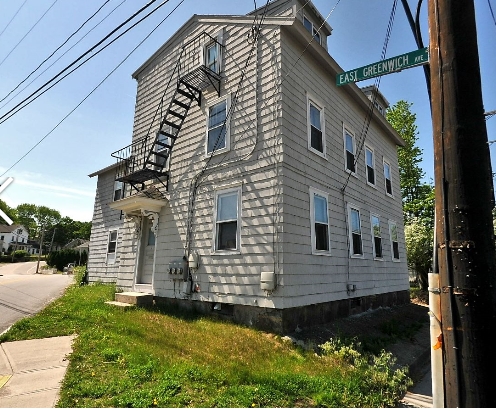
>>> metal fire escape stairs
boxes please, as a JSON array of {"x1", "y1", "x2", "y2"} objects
[{"x1": 111, "y1": 32, "x2": 223, "y2": 198}]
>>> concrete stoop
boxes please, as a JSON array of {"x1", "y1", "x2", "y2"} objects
[{"x1": 113, "y1": 292, "x2": 153, "y2": 307}]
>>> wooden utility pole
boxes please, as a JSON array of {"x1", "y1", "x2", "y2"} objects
[{"x1": 429, "y1": 0, "x2": 496, "y2": 407}]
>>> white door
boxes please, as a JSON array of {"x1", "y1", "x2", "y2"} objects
[{"x1": 137, "y1": 218, "x2": 155, "y2": 285}]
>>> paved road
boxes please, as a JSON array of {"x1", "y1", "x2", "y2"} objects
[{"x1": 0, "y1": 262, "x2": 73, "y2": 334}]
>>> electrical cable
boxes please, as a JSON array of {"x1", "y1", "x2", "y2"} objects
[
  {"x1": 0, "y1": 0, "x2": 186, "y2": 179},
  {"x1": 0, "y1": 0, "x2": 164, "y2": 125},
  {"x1": 489, "y1": 0, "x2": 496, "y2": 27},
  {"x1": 0, "y1": 0, "x2": 28, "y2": 40},
  {"x1": 0, "y1": 0, "x2": 113, "y2": 104},
  {"x1": 0, "y1": 0, "x2": 128, "y2": 112},
  {"x1": 0, "y1": 0, "x2": 59, "y2": 68}
]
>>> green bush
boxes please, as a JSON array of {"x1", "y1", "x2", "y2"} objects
[{"x1": 46, "y1": 249, "x2": 87, "y2": 271}]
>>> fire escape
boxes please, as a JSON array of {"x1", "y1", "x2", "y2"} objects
[{"x1": 111, "y1": 32, "x2": 223, "y2": 198}]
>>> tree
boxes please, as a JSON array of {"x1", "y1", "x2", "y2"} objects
[
  {"x1": 387, "y1": 101, "x2": 434, "y2": 290},
  {"x1": 0, "y1": 199, "x2": 17, "y2": 224},
  {"x1": 386, "y1": 100, "x2": 434, "y2": 228},
  {"x1": 404, "y1": 218, "x2": 433, "y2": 290},
  {"x1": 49, "y1": 217, "x2": 92, "y2": 248},
  {"x1": 15, "y1": 204, "x2": 61, "y2": 239}
]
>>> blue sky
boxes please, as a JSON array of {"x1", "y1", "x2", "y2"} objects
[{"x1": 0, "y1": 0, "x2": 495, "y2": 222}]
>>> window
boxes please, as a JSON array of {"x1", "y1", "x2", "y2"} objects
[
  {"x1": 303, "y1": 15, "x2": 321, "y2": 44},
  {"x1": 389, "y1": 221, "x2": 400, "y2": 261},
  {"x1": 203, "y1": 30, "x2": 223, "y2": 74},
  {"x1": 371, "y1": 214, "x2": 383, "y2": 259},
  {"x1": 348, "y1": 205, "x2": 363, "y2": 257},
  {"x1": 113, "y1": 180, "x2": 124, "y2": 201},
  {"x1": 107, "y1": 230, "x2": 118, "y2": 264},
  {"x1": 365, "y1": 146, "x2": 375, "y2": 185},
  {"x1": 214, "y1": 187, "x2": 241, "y2": 252},
  {"x1": 344, "y1": 127, "x2": 356, "y2": 173},
  {"x1": 310, "y1": 188, "x2": 331, "y2": 254},
  {"x1": 0, "y1": 235, "x2": 3, "y2": 240},
  {"x1": 307, "y1": 97, "x2": 325, "y2": 155},
  {"x1": 207, "y1": 98, "x2": 229, "y2": 154},
  {"x1": 148, "y1": 227, "x2": 156, "y2": 246},
  {"x1": 155, "y1": 129, "x2": 170, "y2": 170},
  {"x1": 384, "y1": 159, "x2": 393, "y2": 196}
]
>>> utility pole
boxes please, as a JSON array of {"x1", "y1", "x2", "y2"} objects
[
  {"x1": 429, "y1": 0, "x2": 496, "y2": 407},
  {"x1": 36, "y1": 226, "x2": 45, "y2": 274}
]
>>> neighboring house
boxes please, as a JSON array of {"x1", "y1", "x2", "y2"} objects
[
  {"x1": 88, "y1": 0, "x2": 408, "y2": 333},
  {"x1": 0, "y1": 224, "x2": 29, "y2": 253}
]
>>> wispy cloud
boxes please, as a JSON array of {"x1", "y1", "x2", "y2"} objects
[{"x1": 14, "y1": 179, "x2": 94, "y2": 198}]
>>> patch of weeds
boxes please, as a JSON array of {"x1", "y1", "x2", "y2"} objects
[
  {"x1": 101, "y1": 347, "x2": 124, "y2": 362},
  {"x1": 127, "y1": 359, "x2": 157, "y2": 382}
]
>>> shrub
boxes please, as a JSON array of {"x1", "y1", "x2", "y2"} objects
[{"x1": 46, "y1": 249, "x2": 86, "y2": 271}]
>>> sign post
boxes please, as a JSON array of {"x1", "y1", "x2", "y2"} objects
[{"x1": 336, "y1": 47, "x2": 429, "y2": 86}]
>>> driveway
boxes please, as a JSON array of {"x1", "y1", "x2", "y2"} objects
[{"x1": 0, "y1": 262, "x2": 73, "y2": 334}]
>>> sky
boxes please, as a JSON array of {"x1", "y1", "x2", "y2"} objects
[{"x1": 0, "y1": 0, "x2": 495, "y2": 223}]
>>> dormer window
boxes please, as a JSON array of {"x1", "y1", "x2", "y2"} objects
[{"x1": 303, "y1": 16, "x2": 321, "y2": 44}]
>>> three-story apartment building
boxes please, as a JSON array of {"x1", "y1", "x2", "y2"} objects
[{"x1": 88, "y1": 0, "x2": 409, "y2": 333}]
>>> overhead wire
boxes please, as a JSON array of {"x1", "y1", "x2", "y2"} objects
[
  {"x1": 0, "y1": 0, "x2": 165, "y2": 125},
  {"x1": 0, "y1": 0, "x2": 59, "y2": 68},
  {"x1": 489, "y1": 0, "x2": 496, "y2": 27},
  {"x1": 0, "y1": 0, "x2": 128, "y2": 112},
  {"x1": 0, "y1": 0, "x2": 28, "y2": 40},
  {"x1": 0, "y1": 0, "x2": 113, "y2": 104},
  {"x1": 0, "y1": 0, "x2": 186, "y2": 179}
]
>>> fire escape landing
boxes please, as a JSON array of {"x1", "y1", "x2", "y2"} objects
[{"x1": 111, "y1": 32, "x2": 223, "y2": 199}]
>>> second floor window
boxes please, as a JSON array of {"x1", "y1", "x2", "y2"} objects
[
  {"x1": 303, "y1": 16, "x2": 321, "y2": 44},
  {"x1": 113, "y1": 180, "x2": 124, "y2": 201},
  {"x1": 308, "y1": 98, "x2": 325, "y2": 155},
  {"x1": 365, "y1": 146, "x2": 375, "y2": 185},
  {"x1": 207, "y1": 99, "x2": 228, "y2": 154},
  {"x1": 205, "y1": 41, "x2": 220, "y2": 74},
  {"x1": 344, "y1": 128, "x2": 356, "y2": 173},
  {"x1": 384, "y1": 160, "x2": 393, "y2": 196}
]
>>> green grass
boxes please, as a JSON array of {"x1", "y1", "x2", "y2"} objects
[{"x1": 1, "y1": 267, "x2": 412, "y2": 408}]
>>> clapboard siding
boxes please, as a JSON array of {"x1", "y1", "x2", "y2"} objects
[{"x1": 88, "y1": 0, "x2": 408, "y2": 311}]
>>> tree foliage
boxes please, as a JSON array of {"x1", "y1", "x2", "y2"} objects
[
  {"x1": 404, "y1": 218, "x2": 433, "y2": 290},
  {"x1": 15, "y1": 204, "x2": 62, "y2": 238},
  {"x1": 386, "y1": 100, "x2": 434, "y2": 228},
  {"x1": 0, "y1": 199, "x2": 17, "y2": 224},
  {"x1": 49, "y1": 217, "x2": 92, "y2": 248}
]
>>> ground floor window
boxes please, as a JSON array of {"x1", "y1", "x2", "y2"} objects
[
  {"x1": 214, "y1": 187, "x2": 241, "y2": 252},
  {"x1": 389, "y1": 220, "x2": 400, "y2": 261},
  {"x1": 310, "y1": 187, "x2": 331, "y2": 254},
  {"x1": 107, "y1": 230, "x2": 118, "y2": 264},
  {"x1": 348, "y1": 205, "x2": 363, "y2": 257}
]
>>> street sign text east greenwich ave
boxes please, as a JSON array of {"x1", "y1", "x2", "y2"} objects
[{"x1": 336, "y1": 47, "x2": 429, "y2": 86}]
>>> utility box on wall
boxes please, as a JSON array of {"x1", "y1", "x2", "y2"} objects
[
  {"x1": 168, "y1": 259, "x2": 188, "y2": 281},
  {"x1": 260, "y1": 271, "x2": 275, "y2": 291}
]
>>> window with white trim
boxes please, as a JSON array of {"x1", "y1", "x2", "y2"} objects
[
  {"x1": 384, "y1": 159, "x2": 393, "y2": 196},
  {"x1": 154, "y1": 128, "x2": 171, "y2": 171},
  {"x1": 206, "y1": 98, "x2": 230, "y2": 154},
  {"x1": 344, "y1": 127, "x2": 356, "y2": 173},
  {"x1": 365, "y1": 145, "x2": 375, "y2": 186},
  {"x1": 113, "y1": 180, "x2": 124, "y2": 201},
  {"x1": 303, "y1": 15, "x2": 321, "y2": 44},
  {"x1": 107, "y1": 230, "x2": 118, "y2": 265},
  {"x1": 370, "y1": 214, "x2": 383, "y2": 259},
  {"x1": 202, "y1": 30, "x2": 223, "y2": 74},
  {"x1": 348, "y1": 205, "x2": 363, "y2": 257},
  {"x1": 214, "y1": 187, "x2": 241, "y2": 252},
  {"x1": 307, "y1": 97, "x2": 325, "y2": 155},
  {"x1": 389, "y1": 220, "x2": 400, "y2": 261},
  {"x1": 310, "y1": 188, "x2": 331, "y2": 254}
]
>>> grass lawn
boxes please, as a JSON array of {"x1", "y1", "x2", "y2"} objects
[{"x1": 0, "y1": 268, "x2": 412, "y2": 408}]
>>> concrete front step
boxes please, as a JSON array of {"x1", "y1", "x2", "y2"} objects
[
  {"x1": 114, "y1": 292, "x2": 153, "y2": 307},
  {"x1": 105, "y1": 301, "x2": 134, "y2": 310}
]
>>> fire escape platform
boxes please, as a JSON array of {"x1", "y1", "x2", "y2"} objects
[
  {"x1": 116, "y1": 169, "x2": 168, "y2": 185},
  {"x1": 180, "y1": 66, "x2": 222, "y2": 94}
]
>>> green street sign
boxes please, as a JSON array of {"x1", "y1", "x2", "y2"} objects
[{"x1": 336, "y1": 47, "x2": 429, "y2": 86}]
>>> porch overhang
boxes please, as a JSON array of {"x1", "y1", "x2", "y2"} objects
[{"x1": 109, "y1": 195, "x2": 167, "y2": 216}]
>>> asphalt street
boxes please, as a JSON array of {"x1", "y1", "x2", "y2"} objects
[{"x1": 0, "y1": 261, "x2": 73, "y2": 334}]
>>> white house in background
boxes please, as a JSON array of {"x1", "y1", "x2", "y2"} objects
[
  {"x1": 88, "y1": 0, "x2": 408, "y2": 333},
  {"x1": 0, "y1": 224, "x2": 29, "y2": 254}
]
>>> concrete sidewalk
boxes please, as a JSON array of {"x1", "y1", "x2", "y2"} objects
[{"x1": 0, "y1": 336, "x2": 74, "y2": 408}]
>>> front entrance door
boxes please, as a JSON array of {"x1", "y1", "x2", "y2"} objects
[{"x1": 136, "y1": 216, "x2": 156, "y2": 286}]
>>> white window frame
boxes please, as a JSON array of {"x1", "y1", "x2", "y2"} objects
[
  {"x1": 365, "y1": 145, "x2": 376, "y2": 187},
  {"x1": 389, "y1": 220, "x2": 400, "y2": 262},
  {"x1": 206, "y1": 95, "x2": 231, "y2": 156},
  {"x1": 303, "y1": 15, "x2": 321, "y2": 44},
  {"x1": 370, "y1": 213, "x2": 383, "y2": 260},
  {"x1": 213, "y1": 185, "x2": 242, "y2": 254},
  {"x1": 383, "y1": 158, "x2": 393, "y2": 197},
  {"x1": 154, "y1": 128, "x2": 171, "y2": 171},
  {"x1": 343, "y1": 125, "x2": 356, "y2": 175},
  {"x1": 113, "y1": 180, "x2": 124, "y2": 202},
  {"x1": 309, "y1": 187, "x2": 331, "y2": 255},
  {"x1": 307, "y1": 94, "x2": 326, "y2": 157},
  {"x1": 201, "y1": 29, "x2": 224, "y2": 75},
  {"x1": 106, "y1": 229, "x2": 118, "y2": 265},
  {"x1": 347, "y1": 204, "x2": 363, "y2": 258}
]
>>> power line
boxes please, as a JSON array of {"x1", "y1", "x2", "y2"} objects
[
  {"x1": 489, "y1": 0, "x2": 496, "y2": 27},
  {"x1": 0, "y1": 0, "x2": 113, "y2": 105},
  {"x1": 0, "y1": 0, "x2": 186, "y2": 180},
  {"x1": 0, "y1": 0, "x2": 128, "y2": 112},
  {"x1": 0, "y1": 0, "x2": 28, "y2": 40},
  {"x1": 0, "y1": 0, "x2": 59, "y2": 68},
  {"x1": 0, "y1": 0, "x2": 166, "y2": 125}
]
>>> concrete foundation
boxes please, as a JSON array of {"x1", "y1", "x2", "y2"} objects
[{"x1": 154, "y1": 290, "x2": 410, "y2": 334}]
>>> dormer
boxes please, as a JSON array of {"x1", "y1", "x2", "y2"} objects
[{"x1": 361, "y1": 85, "x2": 390, "y2": 117}]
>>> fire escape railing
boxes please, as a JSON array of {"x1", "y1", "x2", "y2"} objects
[{"x1": 110, "y1": 32, "x2": 224, "y2": 199}]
